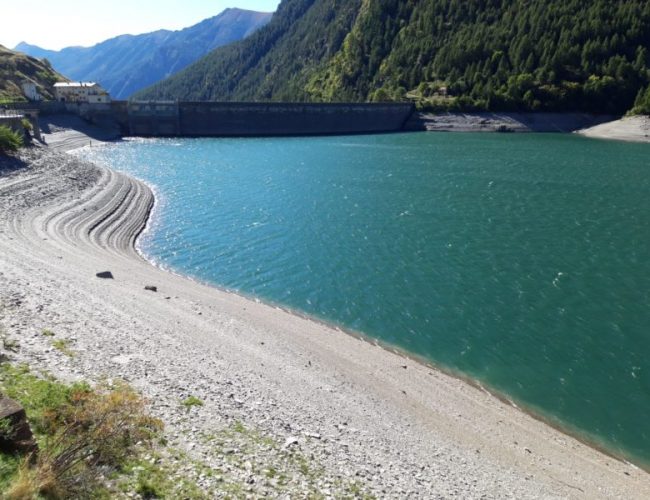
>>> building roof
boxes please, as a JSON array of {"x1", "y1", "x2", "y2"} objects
[{"x1": 53, "y1": 82, "x2": 100, "y2": 88}]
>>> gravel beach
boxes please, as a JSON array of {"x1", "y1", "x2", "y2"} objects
[
  {"x1": 1, "y1": 142, "x2": 649, "y2": 498},
  {"x1": 576, "y1": 115, "x2": 650, "y2": 143}
]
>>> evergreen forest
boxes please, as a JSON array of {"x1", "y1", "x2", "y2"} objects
[{"x1": 135, "y1": 0, "x2": 650, "y2": 115}]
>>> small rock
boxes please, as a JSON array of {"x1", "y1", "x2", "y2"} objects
[
  {"x1": 96, "y1": 271, "x2": 114, "y2": 279},
  {"x1": 283, "y1": 437, "x2": 299, "y2": 449},
  {"x1": 144, "y1": 285, "x2": 158, "y2": 292}
]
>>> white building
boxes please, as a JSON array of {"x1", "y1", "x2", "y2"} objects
[
  {"x1": 21, "y1": 81, "x2": 42, "y2": 101},
  {"x1": 53, "y1": 82, "x2": 111, "y2": 103}
]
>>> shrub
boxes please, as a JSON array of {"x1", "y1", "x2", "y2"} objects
[
  {"x1": 0, "y1": 364, "x2": 162, "y2": 498},
  {"x1": 28, "y1": 384, "x2": 161, "y2": 497},
  {"x1": 0, "y1": 125, "x2": 23, "y2": 153}
]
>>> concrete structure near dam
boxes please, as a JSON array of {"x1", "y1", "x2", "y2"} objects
[
  {"x1": 4, "y1": 100, "x2": 416, "y2": 138},
  {"x1": 0, "y1": 108, "x2": 42, "y2": 141}
]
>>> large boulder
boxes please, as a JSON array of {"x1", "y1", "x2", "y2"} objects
[{"x1": 0, "y1": 395, "x2": 38, "y2": 455}]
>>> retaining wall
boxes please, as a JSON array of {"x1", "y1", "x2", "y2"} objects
[
  {"x1": 0, "y1": 116, "x2": 24, "y2": 132},
  {"x1": 0, "y1": 111, "x2": 41, "y2": 141}
]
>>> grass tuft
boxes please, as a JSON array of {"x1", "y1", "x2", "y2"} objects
[
  {"x1": 51, "y1": 339, "x2": 74, "y2": 357},
  {"x1": 182, "y1": 396, "x2": 204, "y2": 410}
]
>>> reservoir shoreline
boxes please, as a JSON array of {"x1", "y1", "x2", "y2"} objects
[
  {"x1": 10, "y1": 100, "x2": 645, "y2": 141},
  {"x1": 1, "y1": 132, "x2": 649, "y2": 496},
  {"x1": 131, "y1": 193, "x2": 646, "y2": 473}
]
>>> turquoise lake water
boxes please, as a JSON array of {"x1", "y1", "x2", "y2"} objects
[{"x1": 80, "y1": 133, "x2": 650, "y2": 465}]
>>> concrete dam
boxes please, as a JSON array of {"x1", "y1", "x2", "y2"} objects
[
  {"x1": 6, "y1": 101, "x2": 416, "y2": 138},
  {"x1": 122, "y1": 101, "x2": 415, "y2": 137}
]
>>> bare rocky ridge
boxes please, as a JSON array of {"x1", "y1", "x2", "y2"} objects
[{"x1": 1, "y1": 147, "x2": 649, "y2": 497}]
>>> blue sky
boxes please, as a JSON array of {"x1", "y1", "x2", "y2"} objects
[{"x1": 2, "y1": 1, "x2": 281, "y2": 51}]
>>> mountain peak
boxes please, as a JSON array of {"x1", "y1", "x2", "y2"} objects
[
  {"x1": 15, "y1": 8, "x2": 273, "y2": 99},
  {"x1": 14, "y1": 41, "x2": 39, "y2": 51}
]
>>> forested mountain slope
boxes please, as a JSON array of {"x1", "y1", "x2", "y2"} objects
[
  {"x1": 136, "y1": 0, "x2": 650, "y2": 115},
  {"x1": 16, "y1": 8, "x2": 272, "y2": 99},
  {"x1": 138, "y1": 0, "x2": 362, "y2": 102},
  {"x1": 0, "y1": 45, "x2": 67, "y2": 101}
]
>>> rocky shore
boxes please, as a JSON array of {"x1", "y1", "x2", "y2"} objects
[
  {"x1": 406, "y1": 112, "x2": 615, "y2": 133},
  {"x1": 1, "y1": 146, "x2": 649, "y2": 498}
]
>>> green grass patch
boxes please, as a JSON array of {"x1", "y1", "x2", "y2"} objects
[
  {"x1": 51, "y1": 338, "x2": 74, "y2": 357},
  {"x1": 42, "y1": 329, "x2": 55, "y2": 337},
  {"x1": 0, "y1": 364, "x2": 75, "y2": 436},
  {"x1": 114, "y1": 452, "x2": 212, "y2": 499},
  {"x1": 0, "y1": 450, "x2": 20, "y2": 492},
  {"x1": 0, "y1": 363, "x2": 164, "y2": 498},
  {"x1": 182, "y1": 395, "x2": 204, "y2": 409}
]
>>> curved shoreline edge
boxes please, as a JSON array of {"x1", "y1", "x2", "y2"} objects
[
  {"x1": 1, "y1": 147, "x2": 649, "y2": 498},
  {"x1": 90, "y1": 137, "x2": 647, "y2": 472},
  {"x1": 134, "y1": 213, "x2": 643, "y2": 474}
]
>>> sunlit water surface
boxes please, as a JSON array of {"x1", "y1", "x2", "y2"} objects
[{"x1": 80, "y1": 132, "x2": 650, "y2": 465}]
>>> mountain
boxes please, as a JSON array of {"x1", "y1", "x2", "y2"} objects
[
  {"x1": 0, "y1": 45, "x2": 67, "y2": 101},
  {"x1": 135, "y1": 0, "x2": 650, "y2": 115},
  {"x1": 15, "y1": 8, "x2": 273, "y2": 99}
]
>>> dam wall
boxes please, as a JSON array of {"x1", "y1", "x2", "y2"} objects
[
  {"x1": 4, "y1": 101, "x2": 415, "y2": 137},
  {"x1": 127, "y1": 101, "x2": 415, "y2": 137}
]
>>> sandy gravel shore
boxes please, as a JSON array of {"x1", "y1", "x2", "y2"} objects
[
  {"x1": 38, "y1": 114, "x2": 120, "y2": 152},
  {"x1": 406, "y1": 112, "x2": 615, "y2": 133},
  {"x1": 1, "y1": 145, "x2": 649, "y2": 498},
  {"x1": 576, "y1": 115, "x2": 650, "y2": 143}
]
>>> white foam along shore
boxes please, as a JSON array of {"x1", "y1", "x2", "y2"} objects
[
  {"x1": 1, "y1": 136, "x2": 649, "y2": 497},
  {"x1": 576, "y1": 115, "x2": 650, "y2": 143}
]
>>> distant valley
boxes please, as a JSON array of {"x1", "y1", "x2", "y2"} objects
[{"x1": 16, "y1": 8, "x2": 273, "y2": 99}]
